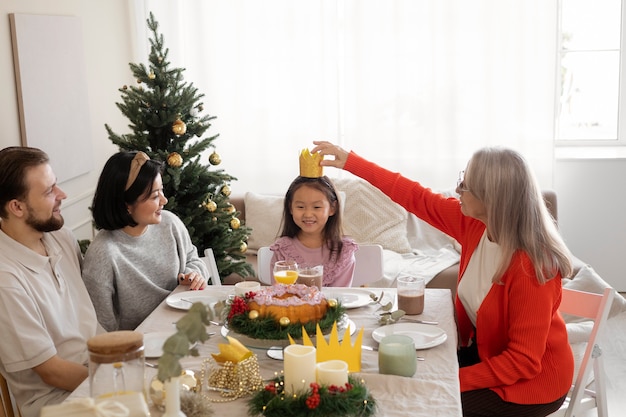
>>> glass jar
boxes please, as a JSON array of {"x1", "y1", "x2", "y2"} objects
[{"x1": 87, "y1": 330, "x2": 145, "y2": 398}]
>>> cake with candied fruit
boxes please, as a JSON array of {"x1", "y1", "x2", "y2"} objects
[
  {"x1": 247, "y1": 284, "x2": 328, "y2": 324},
  {"x1": 226, "y1": 283, "x2": 344, "y2": 343}
]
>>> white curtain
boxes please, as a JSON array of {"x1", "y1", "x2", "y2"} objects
[{"x1": 130, "y1": 0, "x2": 557, "y2": 194}]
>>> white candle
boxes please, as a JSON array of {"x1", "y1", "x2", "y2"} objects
[
  {"x1": 316, "y1": 360, "x2": 348, "y2": 387},
  {"x1": 283, "y1": 345, "x2": 316, "y2": 395}
]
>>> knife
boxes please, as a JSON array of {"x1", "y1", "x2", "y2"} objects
[{"x1": 401, "y1": 318, "x2": 439, "y2": 325}]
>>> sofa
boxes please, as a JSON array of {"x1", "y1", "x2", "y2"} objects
[{"x1": 227, "y1": 176, "x2": 578, "y2": 300}]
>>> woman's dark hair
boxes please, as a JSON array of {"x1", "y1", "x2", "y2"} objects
[
  {"x1": 91, "y1": 151, "x2": 164, "y2": 230},
  {"x1": 280, "y1": 175, "x2": 344, "y2": 259}
]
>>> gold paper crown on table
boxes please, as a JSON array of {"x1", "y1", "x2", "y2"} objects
[
  {"x1": 299, "y1": 148, "x2": 324, "y2": 178},
  {"x1": 289, "y1": 322, "x2": 364, "y2": 372}
]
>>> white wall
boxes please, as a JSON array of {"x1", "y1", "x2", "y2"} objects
[
  {"x1": 1, "y1": 2, "x2": 623, "y2": 291},
  {"x1": 555, "y1": 158, "x2": 626, "y2": 291},
  {"x1": 0, "y1": 0, "x2": 134, "y2": 240}
]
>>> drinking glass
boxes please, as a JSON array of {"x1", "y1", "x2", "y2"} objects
[
  {"x1": 397, "y1": 274, "x2": 425, "y2": 315},
  {"x1": 297, "y1": 264, "x2": 323, "y2": 289},
  {"x1": 273, "y1": 260, "x2": 298, "y2": 285}
]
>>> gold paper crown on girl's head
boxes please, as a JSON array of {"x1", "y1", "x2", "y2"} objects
[{"x1": 299, "y1": 148, "x2": 324, "y2": 178}]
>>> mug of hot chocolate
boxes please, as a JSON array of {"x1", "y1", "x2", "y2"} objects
[{"x1": 396, "y1": 274, "x2": 425, "y2": 315}]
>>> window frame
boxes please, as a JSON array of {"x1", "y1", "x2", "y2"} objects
[{"x1": 555, "y1": 0, "x2": 626, "y2": 148}]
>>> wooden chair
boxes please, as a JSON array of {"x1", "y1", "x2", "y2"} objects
[
  {"x1": 351, "y1": 244, "x2": 384, "y2": 287},
  {"x1": 201, "y1": 248, "x2": 221, "y2": 286},
  {"x1": 0, "y1": 372, "x2": 18, "y2": 417},
  {"x1": 549, "y1": 287, "x2": 615, "y2": 417}
]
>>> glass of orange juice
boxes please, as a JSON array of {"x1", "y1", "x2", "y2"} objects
[{"x1": 274, "y1": 260, "x2": 298, "y2": 285}]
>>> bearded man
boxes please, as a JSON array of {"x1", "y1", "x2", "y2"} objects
[{"x1": 0, "y1": 146, "x2": 99, "y2": 417}]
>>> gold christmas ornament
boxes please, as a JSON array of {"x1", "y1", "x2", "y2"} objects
[
  {"x1": 327, "y1": 298, "x2": 338, "y2": 308},
  {"x1": 209, "y1": 151, "x2": 221, "y2": 165},
  {"x1": 167, "y1": 152, "x2": 183, "y2": 167},
  {"x1": 148, "y1": 70, "x2": 156, "y2": 80},
  {"x1": 239, "y1": 241, "x2": 248, "y2": 253},
  {"x1": 212, "y1": 217, "x2": 218, "y2": 222},
  {"x1": 172, "y1": 118, "x2": 187, "y2": 136},
  {"x1": 221, "y1": 185, "x2": 231, "y2": 197},
  {"x1": 230, "y1": 218, "x2": 241, "y2": 230},
  {"x1": 248, "y1": 310, "x2": 259, "y2": 320},
  {"x1": 205, "y1": 201, "x2": 217, "y2": 212},
  {"x1": 222, "y1": 204, "x2": 236, "y2": 214},
  {"x1": 279, "y1": 317, "x2": 290, "y2": 327},
  {"x1": 122, "y1": 85, "x2": 128, "y2": 90}
]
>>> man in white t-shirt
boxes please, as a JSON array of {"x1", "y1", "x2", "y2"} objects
[{"x1": 0, "y1": 146, "x2": 99, "y2": 417}]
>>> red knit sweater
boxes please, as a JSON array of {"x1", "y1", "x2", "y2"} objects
[{"x1": 344, "y1": 152, "x2": 574, "y2": 404}]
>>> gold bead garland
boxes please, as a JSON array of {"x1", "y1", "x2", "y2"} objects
[{"x1": 200, "y1": 355, "x2": 264, "y2": 402}]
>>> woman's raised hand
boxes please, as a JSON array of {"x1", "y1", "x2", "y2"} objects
[{"x1": 311, "y1": 141, "x2": 349, "y2": 170}]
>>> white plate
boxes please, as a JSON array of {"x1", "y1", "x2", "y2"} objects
[
  {"x1": 322, "y1": 289, "x2": 373, "y2": 309},
  {"x1": 221, "y1": 317, "x2": 357, "y2": 349},
  {"x1": 372, "y1": 322, "x2": 447, "y2": 350},
  {"x1": 143, "y1": 331, "x2": 199, "y2": 358},
  {"x1": 144, "y1": 331, "x2": 174, "y2": 358},
  {"x1": 165, "y1": 291, "x2": 221, "y2": 311}
]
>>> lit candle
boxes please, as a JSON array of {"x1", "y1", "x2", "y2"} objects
[
  {"x1": 283, "y1": 345, "x2": 316, "y2": 395},
  {"x1": 316, "y1": 360, "x2": 348, "y2": 387}
]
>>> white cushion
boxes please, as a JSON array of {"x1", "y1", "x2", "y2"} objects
[
  {"x1": 331, "y1": 177, "x2": 412, "y2": 254},
  {"x1": 562, "y1": 264, "x2": 626, "y2": 321},
  {"x1": 244, "y1": 192, "x2": 284, "y2": 253}
]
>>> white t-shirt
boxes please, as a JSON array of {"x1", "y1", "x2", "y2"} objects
[
  {"x1": 0, "y1": 227, "x2": 99, "y2": 417},
  {"x1": 457, "y1": 231, "x2": 503, "y2": 326}
]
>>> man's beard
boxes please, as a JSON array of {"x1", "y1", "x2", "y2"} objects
[{"x1": 25, "y1": 206, "x2": 64, "y2": 232}]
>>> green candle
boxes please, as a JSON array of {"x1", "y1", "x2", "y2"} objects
[{"x1": 378, "y1": 335, "x2": 416, "y2": 377}]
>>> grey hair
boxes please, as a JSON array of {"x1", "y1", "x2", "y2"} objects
[{"x1": 465, "y1": 147, "x2": 572, "y2": 284}]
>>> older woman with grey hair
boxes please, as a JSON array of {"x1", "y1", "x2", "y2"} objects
[{"x1": 312, "y1": 141, "x2": 574, "y2": 417}]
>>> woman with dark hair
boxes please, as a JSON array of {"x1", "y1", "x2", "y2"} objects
[
  {"x1": 83, "y1": 151, "x2": 208, "y2": 331},
  {"x1": 312, "y1": 141, "x2": 574, "y2": 417},
  {"x1": 269, "y1": 175, "x2": 357, "y2": 287}
]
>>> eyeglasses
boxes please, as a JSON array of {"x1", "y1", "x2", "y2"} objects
[{"x1": 456, "y1": 170, "x2": 470, "y2": 193}]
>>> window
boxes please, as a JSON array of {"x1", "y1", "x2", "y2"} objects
[{"x1": 556, "y1": 0, "x2": 624, "y2": 145}]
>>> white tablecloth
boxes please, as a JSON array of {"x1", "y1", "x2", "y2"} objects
[{"x1": 69, "y1": 287, "x2": 461, "y2": 417}]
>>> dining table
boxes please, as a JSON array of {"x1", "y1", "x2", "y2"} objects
[{"x1": 68, "y1": 286, "x2": 462, "y2": 417}]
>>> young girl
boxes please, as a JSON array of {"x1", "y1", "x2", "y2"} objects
[{"x1": 269, "y1": 175, "x2": 357, "y2": 287}]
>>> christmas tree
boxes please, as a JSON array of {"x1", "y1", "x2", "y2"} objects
[{"x1": 105, "y1": 13, "x2": 253, "y2": 281}]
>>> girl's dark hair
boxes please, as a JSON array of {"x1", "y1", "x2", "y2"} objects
[
  {"x1": 280, "y1": 176, "x2": 344, "y2": 259},
  {"x1": 91, "y1": 152, "x2": 164, "y2": 230}
]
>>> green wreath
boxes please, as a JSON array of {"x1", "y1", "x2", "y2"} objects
[{"x1": 248, "y1": 375, "x2": 376, "y2": 417}]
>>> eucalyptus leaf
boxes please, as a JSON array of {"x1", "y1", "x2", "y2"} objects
[
  {"x1": 390, "y1": 310, "x2": 406, "y2": 320},
  {"x1": 157, "y1": 351, "x2": 183, "y2": 382},
  {"x1": 381, "y1": 301, "x2": 393, "y2": 311},
  {"x1": 163, "y1": 333, "x2": 190, "y2": 356}
]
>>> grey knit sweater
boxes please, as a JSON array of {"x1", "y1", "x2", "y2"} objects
[{"x1": 82, "y1": 210, "x2": 208, "y2": 331}]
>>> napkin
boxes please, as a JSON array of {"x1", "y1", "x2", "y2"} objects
[
  {"x1": 353, "y1": 373, "x2": 461, "y2": 417},
  {"x1": 40, "y1": 393, "x2": 149, "y2": 417}
]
